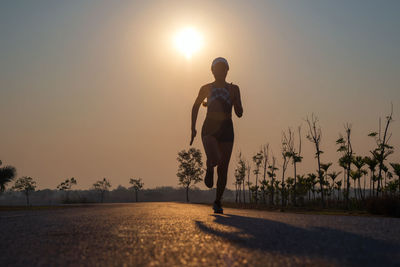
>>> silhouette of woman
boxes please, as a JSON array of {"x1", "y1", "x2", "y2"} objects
[{"x1": 190, "y1": 57, "x2": 243, "y2": 213}]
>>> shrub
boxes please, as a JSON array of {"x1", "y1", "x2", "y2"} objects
[{"x1": 366, "y1": 196, "x2": 400, "y2": 217}]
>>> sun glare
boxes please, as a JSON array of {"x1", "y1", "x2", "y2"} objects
[{"x1": 174, "y1": 27, "x2": 204, "y2": 59}]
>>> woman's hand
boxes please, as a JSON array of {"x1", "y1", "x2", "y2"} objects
[{"x1": 190, "y1": 128, "x2": 197, "y2": 145}]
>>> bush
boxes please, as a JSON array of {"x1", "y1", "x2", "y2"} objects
[{"x1": 366, "y1": 196, "x2": 400, "y2": 217}]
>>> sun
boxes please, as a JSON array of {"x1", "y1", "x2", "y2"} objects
[{"x1": 174, "y1": 27, "x2": 204, "y2": 59}]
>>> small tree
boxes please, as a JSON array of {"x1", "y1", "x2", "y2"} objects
[
  {"x1": 305, "y1": 114, "x2": 325, "y2": 207},
  {"x1": 281, "y1": 130, "x2": 291, "y2": 207},
  {"x1": 252, "y1": 151, "x2": 264, "y2": 204},
  {"x1": 320, "y1": 162, "x2": 332, "y2": 201},
  {"x1": 57, "y1": 177, "x2": 77, "y2": 202},
  {"x1": 93, "y1": 178, "x2": 111, "y2": 203},
  {"x1": 235, "y1": 152, "x2": 247, "y2": 203},
  {"x1": 0, "y1": 160, "x2": 17, "y2": 192},
  {"x1": 352, "y1": 156, "x2": 366, "y2": 201},
  {"x1": 307, "y1": 173, "x2": 317, "y2": 200},
  {"x1": 12, "y1": 176, "x2": 37, "y2": 206},
  {"x1": 364, "y1": 156, "x2": 378, "y2": 197},
  {"x1": 336, "y1": 123, "x2": 353, "y2": 207},
  {"x1": 261, "y1": 144, "x2": 269, "y2": 204},
  {"x1": 176, "y1": 148, "x2": 204, "y2": 202},
  {"x1": 390, "y1": 163, "x2": 400, "y2": 195},
  {"x1": 285, "y1": 126, "x2": 303, "y2": 205},
  {"x1": 267, "y1": 156, "x2": 278, "y2": 205},
  {"x1": 328, "y1": 171, "x2": 341, "y2": 201},
  {"x1": 234, "y1": 152, "x2": 246, "y2": 203},
  {"x1": 246, "y1": 161, "x2": 252, "y2": 203},
  {"x1": 129, "y1": 178, "x2": 144, "y2": 202},
  {"x1": 368, "y1": 104, "x2": 394, "y2": 196}
]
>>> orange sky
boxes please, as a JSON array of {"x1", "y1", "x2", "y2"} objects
[{"x1": 1, "y1": 1, "x2": 399, "y2": 190}]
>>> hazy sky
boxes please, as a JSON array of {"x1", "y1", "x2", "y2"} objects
[{"x1": 1, "y1": 0, "x2": 399, "y2": 190}]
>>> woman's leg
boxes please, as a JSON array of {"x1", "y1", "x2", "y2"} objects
[
  {"x1": 202, "y1": 135, "x2": 221, "y2": 168},
  {"x1": 215, "y1": 141, "x2": 234, "y2": 203}
]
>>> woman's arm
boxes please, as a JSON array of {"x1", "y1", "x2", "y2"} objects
[
  {"x1": 233, "y1": 85, "x2": 243, "y2": 118},
  {"x1": 190, "y1": 86, "x2": 207, "y2": 145}
]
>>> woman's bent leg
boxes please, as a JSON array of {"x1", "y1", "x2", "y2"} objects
[{"x1": 215, "y1": 141, "x2": 234, "y2": 203}]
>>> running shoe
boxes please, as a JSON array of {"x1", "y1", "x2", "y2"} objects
[
  {"x1": 204, "y1": 168, "x2": 214, "y2": 188},
  {"x1": 213, "y1": 201, "x2": 223, "y2": 214}
]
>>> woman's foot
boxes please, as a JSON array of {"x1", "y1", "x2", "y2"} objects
[
  {"x1": 204, "y1": 168, "x2": 214, "y2": 188},
  {"x1": 213, "y1": 200, "x2": 223, "y2": 214}
]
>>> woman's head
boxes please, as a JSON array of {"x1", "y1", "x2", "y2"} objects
[{"x1": 211, "y1": 57, "x2": 229, "y2": 81}]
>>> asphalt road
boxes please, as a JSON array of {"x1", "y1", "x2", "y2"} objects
[{"x1": 0, "y1": 202, "x2": 399, "y2": 267}]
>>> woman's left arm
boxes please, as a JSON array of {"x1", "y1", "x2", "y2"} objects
[{"x1": 233, "y1": 85, "x2": 243, "y2": 118}]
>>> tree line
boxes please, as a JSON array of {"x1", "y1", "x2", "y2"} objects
[
  {"x1": 232, "y1": 107, "x2": 399, "y2": 210},
  {"x1": 0, "y1": 164, "x2": 144, "y2": 206}
]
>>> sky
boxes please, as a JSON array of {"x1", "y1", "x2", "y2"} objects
[{"x1": 1, "y1": 0, "x2": 400, "y2": 190}]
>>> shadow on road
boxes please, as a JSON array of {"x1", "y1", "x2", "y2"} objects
[{"x1": 195, "y1": 214, "x2": 400, "y2": 266}]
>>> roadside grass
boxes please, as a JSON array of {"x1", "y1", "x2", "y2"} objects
[
  {"x1": 0, "y1": 204, "x2": 99, "y2": 212},
  {"x1": 192, "y1": 201, "x2": 388, "y2": 217}
]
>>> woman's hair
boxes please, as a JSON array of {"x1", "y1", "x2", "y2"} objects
[{"x1": 211, "y1": 57, "x2": 229, "y2": 70}]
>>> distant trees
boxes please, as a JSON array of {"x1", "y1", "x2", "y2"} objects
[
  {"x1": 129, "y1": 178, "x2": 144, "y2": 202},
  {"x1": 93, "y1": 178, "x2": 111, "y2": 203},
  {"x1": 12, "y1": 176, "x2": 37, "y2": 206},
  {"x1": 229, "y1": 104, "x2": 398, "y2": 213},
  {"x1": 0, "y1": 160, "x2": 16, "y2": 192},
  {"x1": 57, "y1": 177, "x2": 77, "y2": 202},
  {"x1": 176, "y1": 148, "x2": 204, "y2": 202},
  {"x1": 1, "y1": 107, "x2": 397, "y2": 211}
]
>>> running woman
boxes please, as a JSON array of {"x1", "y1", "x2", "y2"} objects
[{"x1": 190, "y1": 57, "x2": 243, "y2": 214}]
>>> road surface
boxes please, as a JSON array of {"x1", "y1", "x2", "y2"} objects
[{"x1": 0, "y1": 202, "x2": 399, "y2": 266}]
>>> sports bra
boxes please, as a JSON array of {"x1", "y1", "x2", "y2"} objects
[{"x1": 206, "y1": 83, "x2": 233, "y2": 116}]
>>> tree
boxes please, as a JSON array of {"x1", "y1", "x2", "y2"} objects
[
  {"x1": 0, "y1": 160, "x2": 17, "y2": 192},
  {"x1": 368, "y1": 104, "x2": 394, "y2": 196},
  {"x1": 261, "y1": 144, "x2": 269, "y2": 204},
  {"x1": 364, "y1": 156, "x2": 378, "y2": 197},
  {"x1": 12, "y1": 176, "x2": 36, "y2": 206},
  {"x1": 252, "y1": 151, "x2": 263, "y2": 204},
  {"x1": 57, "y1": 177, "x2": 77, "y2": 202},
  {"x1": 176, "y1": 148, "x2": 204, "y2": 202},
  {"x1": 328, "y1": 171, "x2": 341, "y2": 201},
  {"x1": 390, "y1": 163, "x2": 400, "y2": 195},
  {"x1": 267, "y1": 156, "x2": 278, "y2": 205},
  {"x1": 352, "y1": 156, "x2": 366, "y2": 201},
  {"x1": 129, "y1": 178, "x2": 144, "y2": 202},
  {"x1": 305, "y1": 114, "x2": 325, "y2": 207},
  {"x1": 306, "y1": 173, "x2": 317, "y2": 201},
  {"x1": 93, "y1": 178, "x2": 111, "y2": 203},
  {"x1": 281, "y1": 130, "x2": 291, "y2": 207},
  {"x1": 285, "y1": 126, "x2": 303, "y2": 205},
  {"x1": 336, "y1": 123, "x2": 353, "y2": 207},
  {"x1": 246, "y1": 161, "x2": 252, "y2": 203},
  {"x1": 320, "y1": 162, "x2": 332, "y2": 201},
  {"x1": 234, "y1": 152, "x2": 246, "y2": 203},
  {"x1": 335, "y1": 180, "x2": 343, "y2": 201}
]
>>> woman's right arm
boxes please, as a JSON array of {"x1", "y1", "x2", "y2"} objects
[{"x1": 190, "y1": 86, "x2": 207, "y2": 145}]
